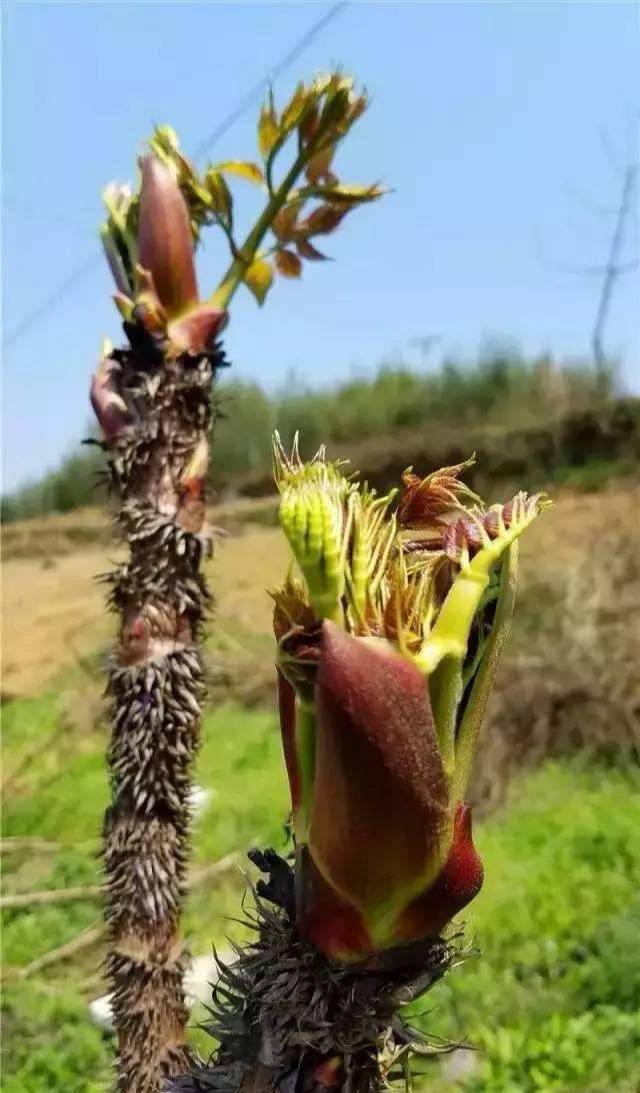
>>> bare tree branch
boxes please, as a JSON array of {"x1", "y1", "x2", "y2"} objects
[
  {"x1": 17, "y1": 923, "x2": 106, "y2": 980},
  {"x1": 592, "y1": 159, "x2": 638, "y2": 382},
  {"x1": 538, "y1": 121, "x2": 638, "y2": 389},
  {"x1": 1, "y1": 849, "x2": 243, "y2": 910},
  {"x1": 1, "y1": 885, "x2": 104, "y2": 909}
]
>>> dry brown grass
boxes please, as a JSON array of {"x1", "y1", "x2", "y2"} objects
[
  {"x1": 1, "y1": 522, "x2": 288, "y2": 698},
  {"x1": 471, "y1": 481, "x2": 640, "y2": 809},
  {"x1": 0, "y1": 497, "x2": 279, "y2": 561}
]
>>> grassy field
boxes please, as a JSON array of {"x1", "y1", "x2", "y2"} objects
[{"x1": 2, "y1": 478, "x2": 639, "y2": 1091}]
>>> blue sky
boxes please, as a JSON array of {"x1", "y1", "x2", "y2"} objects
[{"x1": 3, "y1": 1, "x2": 639, "y2": 492}]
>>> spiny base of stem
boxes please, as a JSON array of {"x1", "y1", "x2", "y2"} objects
[{"x1": 170, "y1": 850, "x2": 470, "y2": 1093}]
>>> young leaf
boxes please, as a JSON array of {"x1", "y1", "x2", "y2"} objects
[
  {"x1": 348, "y1": 93, "x2": 368, "y2": 124},
  {"x1": 296, "y1": 239, "x2": 329, "y2": 261},
  {"x1": 204, "y1": 169, "x2": 233, "y2": 223},
  {"x1": 244, "y1": 257, "x2": 273, "y2": 305},
  {"x1": 149, "y1": 125, "x2": 182, "y2": 164},
  {"x1": 275, "y1": 249, "x2": 303, "y2": 278},
  {"x1": 100, "y1": 224, "x2": 133, "y2": 294},
  {"x1": 215, "y1": 160, "x2": 265, "y2": 185},
  {"x1": 306, "y1": 183, "x2": 385, "y2": 204},
  {"x1": 258, "y1": 103, "x2": 279, "y2": 159},
  {"x1": 149, "y1": 127, "x2": 198, "y2": 189},
  {"x1": 452, "y1": 544, "x2": 519, "y2": 801},
  {"x1": 272, "y1": 200, "x2": 303, "y2": 242},
  {"x1": 299, "y1": 101, "x2": 319, "y2": 146},
  {"x1": 282, "y1": 81, "x2": 309, "y2": 132},
  {"x1": 187, "y1": 176, "x2": 216, "y2": 208},
  {"x1": 318, "y1": 78, "x2": 353, "y2": 132},
  {"x1": 305, "y1": 146, "x2": 337, "y2": 185},
  {"x1": 304, "y1": 203, "x2": 349, "y2": 236}
]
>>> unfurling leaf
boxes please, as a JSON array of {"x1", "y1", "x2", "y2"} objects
[
  {"x1": 101, "y1": 224, "x2": 133, "y2": 295},
  {"x1": 90, "y1": 352, "x2": 129, "y2": 440},
  {"x1": 310, "y1": 622, "x2": 449, "y2": 929},
  {"x1": 299, "y1": 101, "x2": 319, "y2": 146},
  {"x1": 272, "y1": 200, "x2": 303, "y2": 242},
  {"x1": 149, "y1": 126, "x2": 199, "y2": 190},
  {"x1": 113, "y1": 291, "x2": 135, "y2": 321},
  {"x1": 204, "y1": 169, "x2": 233, "y2": 223},
  {"x1": 318, "y1": 77, "x2": 353, "y2": 132},
  {"x1": 296, "y1": 239, "x2": 329, "y2": 261},
  {"x1": 348, "y1": 93, "x2": 368, "y2": 124},
  {"x1": 271, "y1": 439, "x2": 546, "y2": 959},
  {"x1": 147, "y1": 126, "x2": 179, "y2": 170},
  {"x1": 137, "y1": 155, "x2": 198, "y2": 317},
  {"x1": 305, "y1": 146, "x2": 336, "y2": 185},
  {"x1": 275, "y1": 249, "x2": 302, "y2": 279},
  {"x1": 167, "y1": 305, "x2": 227, "y2": 357},
  {"x1": 187, "y1": 175, "x2": 215, "y2": 208},
  {"x1": 102, "y1": 182, "x2": 133, "y2": 235},
  {"x1": 258, "y1": 103, "x2": 279, "y2": 159},
  {"x1": 244, "y1": 257, "x2": 273, "y2": 305},
  {"x1": 282, "y1": 81, "x2": 309, "y2": 131},
  {"x1": 215, "y1": 160, "x2": 265, "y2": 185}
]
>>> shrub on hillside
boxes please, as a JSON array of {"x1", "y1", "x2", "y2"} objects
[{"x1": 3, "y1": 350, "x2": 620, "y2": 520}]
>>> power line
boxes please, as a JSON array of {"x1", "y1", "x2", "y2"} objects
[
  {"x1": 4, "y1": 251, "x2": 102, "y2": 349},
  {"x1": 3, "y1": 1, "x2": 348, "y2": 350},
  {"x1": 193, "y1": 1, "x2": 347, "y2": 161}
]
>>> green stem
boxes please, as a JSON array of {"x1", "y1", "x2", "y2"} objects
[
  {"x1": 210, "y1": 151, "x2": 308, "y2": 310},
  {"x1": 415, "y1": 566, "x2": 489, "y2": 676}
]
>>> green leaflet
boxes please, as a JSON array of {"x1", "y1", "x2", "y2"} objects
[{"x1": 452, "y1": 542, "x2": 518, "y2": 801}]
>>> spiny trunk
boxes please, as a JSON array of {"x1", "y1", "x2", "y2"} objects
[
  {"x1": 99, "y1": 321, "x2": 226, "y2": 1091},
  {"x1": 169, "y1": 850, "x2": 461, "y2": 1093}
]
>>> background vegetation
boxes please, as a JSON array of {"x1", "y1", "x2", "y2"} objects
[{"x1": 4, "y1": 347, "x2": 638, "y2": 521}]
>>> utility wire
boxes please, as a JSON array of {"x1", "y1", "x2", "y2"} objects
[
  {"x1": 4, "y1": 252, "x2": 101, "y2": 349},
  {"x1": 3, "y1": 1, "x2": 348, "y2": 350},
  {"x1": 193, "y1": 1, "x2": 347, "y2": 161}
]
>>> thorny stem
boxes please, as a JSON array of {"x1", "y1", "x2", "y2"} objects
[
  {"x1": 97, "y1": 332, "x2": 225, "y2": 1092},
  {"x1": 169, "y1": 852, "x2": 464, "y2": 1093}
]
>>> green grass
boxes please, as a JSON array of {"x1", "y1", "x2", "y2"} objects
[
  {"x1": 2, "y1": 691, "x2": 639, "y2": 1092},
  {"x1": 549, "y1": 456, "x2": 639, "y2": 493},
  {"x1": 415, "y1": 763, "x2": 640, "y2": 1091}
]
